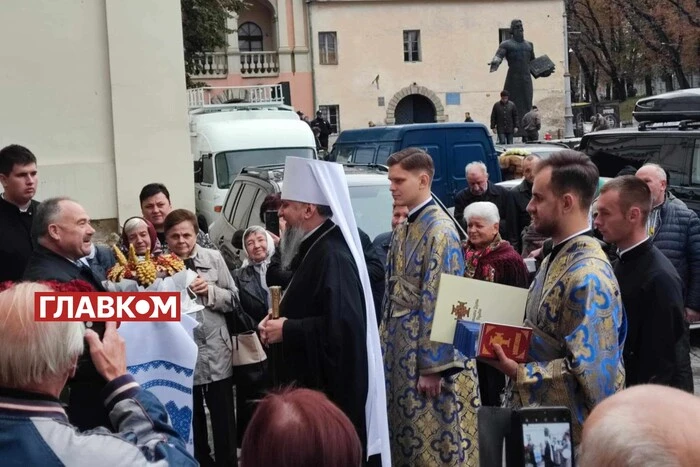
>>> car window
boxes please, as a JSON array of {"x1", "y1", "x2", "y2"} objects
[
  {"x1": 692, "y1": 139, "x2": 700, "y2": 186},
  {"x1": 249, "y1": 187, "x2": 269, "y2": 228},
  {"x1": 377, "y1": 144, "x2": 394, "y2": 164},
  {"x1": 223, "y1": 182, "x2": 242, "y2": 223},
  {"x1": 335, "y1": 146, "x2": 353, "y2": 163},
  {"x1": 354, "y1": 147, "x2": 376, "y2": 164},
  {"x1": 348, "y1": 184, "x2": 394, "y2": 240},
  {"x1": 232, "y1": 184, "x2": 258, "y2": 229},
  {"x1": 216, "y1": 148, "x2": 315, "y2": 189},
  {"x1": 659, "y1": 138, "x2": 690, "y2": 186},
  {"x1": 584, "y1": 135, "x2": 665, "y2": 178},
  {"x1": 202, "y1": 156, "x2": 214, "y2": 184}
]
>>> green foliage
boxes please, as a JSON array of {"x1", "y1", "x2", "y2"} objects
[{"x1": 181, "y1": 0, "x2": 246, "y2": 82}]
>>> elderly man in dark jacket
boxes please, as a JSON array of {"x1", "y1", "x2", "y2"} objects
[
  {"x1": 23, "y1": 197, "x2": 110, "y2": 431},
  {"x1": 637, "y1": 164, "x2": 700, "y2": 392},
  {"x1": 454, "y1": 161, "x2": 519, "y2": 248}
]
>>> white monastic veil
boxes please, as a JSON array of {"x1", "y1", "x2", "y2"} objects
[{"x1": 282, "y1": 157, "x2": 391, "y2": 466}]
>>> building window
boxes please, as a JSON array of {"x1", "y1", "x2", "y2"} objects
[
  {"x1": 498, "y1": 28, "x2": 511, "y2": 44},
  {"x1": 239, "y1": 22, "x2": 263, "y2": 52},
  {"x1": 318, "y1": 32, "x2": 338, "y2": 65},
  {"x1": 319, "y1": 105, "x2": 340, "y2": 134},
  {"x1": 403, "y1": 30, "x2": 421, "y2": 62}
]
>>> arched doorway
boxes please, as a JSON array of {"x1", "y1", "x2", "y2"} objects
[
  {"x1": 386, "y1": 85, "x2": 445, "y2": 125},
  {"x1": 394, "y1": 94, "x2": 436, "y2": 124}
]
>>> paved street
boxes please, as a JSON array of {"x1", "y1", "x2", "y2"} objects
[{"x1": 691, "y1": 332, "x2": 700, "y2": 396}]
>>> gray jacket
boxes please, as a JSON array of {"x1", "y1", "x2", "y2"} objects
[{"x1": 189, "y1": 245, "x2": 240, "y2": 385}]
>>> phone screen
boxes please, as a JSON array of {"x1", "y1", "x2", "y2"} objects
[
  {"x1": 520, "y1": 411, "x2": 573, "y2": 467},
  {"x1": 265, "y1": 210, "x2": 280, "y2": 237}
]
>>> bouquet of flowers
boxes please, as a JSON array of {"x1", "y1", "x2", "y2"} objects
[
  {"x1": 107, "y1": 244, "x2": 185, "y2": 287},
  {"x1": 105, "y1": 244, "x2": 203, "y2": 315}
]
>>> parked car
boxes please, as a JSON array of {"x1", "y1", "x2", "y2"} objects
[
  {"x1": 327, "y1": 122, "x2": 502, "y2": 209},
  {"x1": 633, "y1": 88, "x2": 700, "y2": 123},
  {"x1": 497, "y1": 177, "x2": 612, "y2": 194},
  {"x1": 495, "y1": 143, "x2": 568, "y2": 156},
  {"x1": 208, "y1": 163, "x2": 395, "y2": 269},
  {"x1": 495, "y1": 143, "x2": 570, "y2": 189},
  {"x1": 578, "y1": 127, "x2": 700, "y2": 215}
]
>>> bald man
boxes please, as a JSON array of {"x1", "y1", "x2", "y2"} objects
[
  {"x1": 580, "y1": 385, "x2": 700, "y2": 466},
  {"x1": 636, "y1": 163, "x2": 699, "y2": 393}
]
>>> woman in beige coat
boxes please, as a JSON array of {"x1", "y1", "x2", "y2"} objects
[{"x1": 164, "y1": 208, "x2": 239, "y2": 467}]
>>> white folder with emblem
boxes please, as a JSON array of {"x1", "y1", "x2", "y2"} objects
[{"x1": 430, "y1": 273, "x2": 529, "y2": 344}]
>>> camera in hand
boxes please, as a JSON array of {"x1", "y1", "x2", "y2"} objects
[
  {"x1": 517, "y1": 408, "x2": 573, "y2": 467},
  {"x1": 264, "y1": 210, "x2": 280, "y2": 236}
]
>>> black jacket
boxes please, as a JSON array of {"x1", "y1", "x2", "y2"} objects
[
  {"x1": 311, "y1": 117, "x2": 333, "y2": 138},
  {"x1": 23, "y1": 244, "x2": 108, "y2": 431},
  {"x1": 454, "y1": 182, "x2": 518, "y2": 247},
  {"x1": 0, "y1": 197, "x2": 39, "y2": 282},
  {"x1": 613, "y1": 240, "x2": 691, "y2": 390},
  {"x1": 233, "y1": 265, "x2": 268, "y2": 323},
  {"x1": 490, "y1": 100, "x2": 519, "y2": 134},
  {"x1": 511, "y1": 180, "x2": 533, "y2": 252},
  {"x1": 24, "y1": 244, "x2": 106, "y2": 291}
]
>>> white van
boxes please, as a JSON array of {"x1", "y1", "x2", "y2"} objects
[{"x1": 190, "y1": 85, "x2": 316, "y2": 231}]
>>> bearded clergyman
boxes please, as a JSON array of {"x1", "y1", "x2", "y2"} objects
[{"x1": 258, "y1": 157, "x2": 390, "y2": 467}]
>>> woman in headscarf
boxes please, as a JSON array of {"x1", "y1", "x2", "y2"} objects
[
  {"x1": 234, "y1": 225, "x2": 275, "y2": 322},
  {"x1": 232, "y1": 225, "x2": 274, "y2": 444},
  {"x1": 120, "y1": 216, "x2": 162, "y2": 257},
  {"x1": 462, "y1": 201, "x2": 529, "y2": 407}
]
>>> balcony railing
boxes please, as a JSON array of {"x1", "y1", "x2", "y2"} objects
[
  {"x1": 189, "y1": 51, "x2": 281, "y2": 79},
  {"x1": 189, "y1": 52, "x2": 228, "y2": 77},
  {"x1": 187, "y1": 84, "x2": 285, "y2": 110},
  {"x1": 239, "y1": 51, "x2": 279, "y2": 77}
]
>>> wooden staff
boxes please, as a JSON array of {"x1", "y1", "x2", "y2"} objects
[{"x1": 269, "y1": 286, "x2": 282, "y2": 386}]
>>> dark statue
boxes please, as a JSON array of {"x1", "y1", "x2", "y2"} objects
[{"x1": 489, "y1": 19, "x2": 555, "y2": 135}]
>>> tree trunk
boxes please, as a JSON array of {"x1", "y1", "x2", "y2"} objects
[
  {"x1": 673, "y1": 64, "x2": 691, "y2": 89},
  {"x1": 612, "y1": 78, "x2": 627, "y2": 101},
  {"x1": 644, "y1": 76, "x2": 653, "y2": 96},
  {"x1": 573, "y1": 48, "x2": 599, "y2": 104},
  {"x1": 663, "y1": 74, "x2": 674, "y2": 92}
]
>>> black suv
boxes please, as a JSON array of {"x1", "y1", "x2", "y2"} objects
[{"x1": 578, "y1": 110, "x2": 700, "y2": 214}]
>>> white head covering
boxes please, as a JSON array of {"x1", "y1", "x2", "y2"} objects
[
  {"x1": 240, "y1": 225, "x2": 275, "y2": 268},
  {"x1": 281, "y1": 157, "x2": 391, "y2": 466}
]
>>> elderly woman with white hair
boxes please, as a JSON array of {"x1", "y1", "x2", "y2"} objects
[
  {"x1": 234, "y1": 225, "x2": 276, "y2": 322},
  {"x1": 120, "y1": 216, "x2": 162, "y2": 257},
  {"x1": 463, "y1": 201, "x2": 529, "y2": 407},
  {"x1": 231, "y1": 225, "x2": 275, "y2": 441}
]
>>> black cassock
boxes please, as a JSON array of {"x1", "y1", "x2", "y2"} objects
[{"x1": 279, "y1": 219, "x2": 369, "y2": 448}]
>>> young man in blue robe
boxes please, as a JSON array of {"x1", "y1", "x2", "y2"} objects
[
  {"x1": 488, "y1": 150, "x2": 626, "y2": 447},
  {"x1": 382, "y1": 148, "x2": 480, "y2": 467}
]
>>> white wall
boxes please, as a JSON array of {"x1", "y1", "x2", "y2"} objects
[
  {"x1": 105, "y1": 0, "x2": 194, "y2": 220},
  {"x1": 0, "y1": 0, "x2": 193, "y2": 223},
  {"x1": 311, "y1": 0, "x2": 566, "y2": 135}
]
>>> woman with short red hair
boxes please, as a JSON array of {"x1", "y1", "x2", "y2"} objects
[{"x1": 241, "y1": 388, "x2": 362, "y2": 467}]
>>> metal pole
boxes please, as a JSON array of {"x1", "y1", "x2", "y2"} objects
[{"x1": 563, "y1": 5, "x2": 575, "y2": 138}]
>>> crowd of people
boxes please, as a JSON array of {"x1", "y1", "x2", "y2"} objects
[{"x1": 1, "y1": 140, "x2": 700, "y2": 466}]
